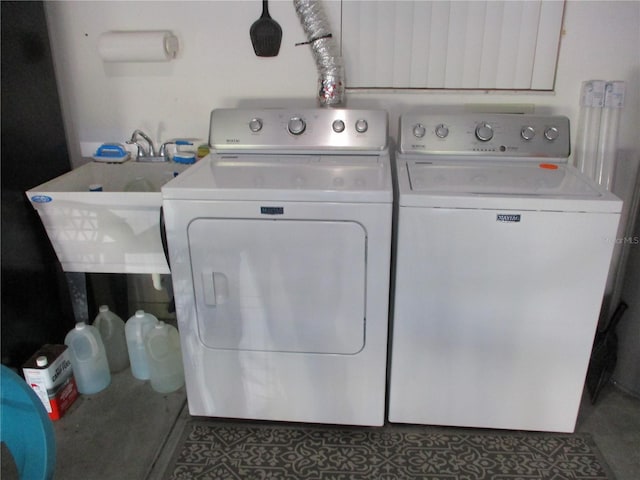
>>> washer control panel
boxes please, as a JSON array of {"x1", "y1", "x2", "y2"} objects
[
  {"x1": 399, "y1": 113, "x2": 570, "y2": 159},
  {"x1": 210, "y1": 108, "x2": 388, "y2": 153}
]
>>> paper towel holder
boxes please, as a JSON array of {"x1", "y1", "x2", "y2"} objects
[{"x1": 98, "y1": 30, "x2": 179, "y2": 63}]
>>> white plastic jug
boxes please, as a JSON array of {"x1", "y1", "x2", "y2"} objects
[
  {"x1": 145, "y1": 321, "x2": 185, "y2": 393},
  {"x1": 94, "y1": 305, "x2": 129, "y2": 373},
  {"x1": 125, "y1": 310, "x2": 158, "y2": 380},
  {"x1": 64, "y1": 322, "x2": 111, "y2": 394}
]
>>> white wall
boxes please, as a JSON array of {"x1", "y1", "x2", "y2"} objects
[{"x1": 45, "y1": 0, "x2": 640, "y2": 167}]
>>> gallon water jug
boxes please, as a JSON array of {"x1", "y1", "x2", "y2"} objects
[
  {"x1": 145, "y1": 321, "x2": 185, "y2": 393},
  {"x1": 94, "y1": 305, "x2": 129, "y2": 373},
  {"x1": 125, "y1": 310, "x2": 158, "y2": 380},
  {"x1": 64, "y1": 322, "x2": 111, "y2": 394}
]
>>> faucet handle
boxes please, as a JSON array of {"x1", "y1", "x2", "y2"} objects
[
  {"x1": 159, "y1": 139, "x2": 193, "y2": 157},
  {"x1": 126, "y1": 140, "x2": 146, "y2": 159}
]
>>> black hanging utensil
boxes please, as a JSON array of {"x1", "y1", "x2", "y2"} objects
[{"x1": 250, "y1": 0, "x2": 282, "y2": 57}]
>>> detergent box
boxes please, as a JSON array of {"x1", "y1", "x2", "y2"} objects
[{"x1": 22, "y1": 344, "x2": 78, "y2": 420}]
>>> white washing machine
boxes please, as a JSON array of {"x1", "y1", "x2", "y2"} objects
[
  {"x1": 388, "y1": 112, "x2": 622, "y2": 432},
  {"x1": 161, "y1": 108, "x2": 392, "y2": 426}
]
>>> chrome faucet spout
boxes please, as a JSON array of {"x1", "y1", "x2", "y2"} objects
[{"x1": 129, "y1": 129, "x2": 156, "y2": 157}]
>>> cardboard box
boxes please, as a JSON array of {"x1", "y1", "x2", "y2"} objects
[{"x1": 22, "y1": 344, "x2": 78, "y2": 420}]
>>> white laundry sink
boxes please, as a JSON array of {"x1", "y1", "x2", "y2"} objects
[{"x1": 26, "y1": 161, "x2": 189, "y2": 274}]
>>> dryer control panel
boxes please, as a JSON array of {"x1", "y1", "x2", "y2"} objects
[
  {"x1": 399, "y1": 113, "x2": 570, "y2": 160},
  {"x1": 210, "y1": 108, "x2": 388, "y2": 154}
]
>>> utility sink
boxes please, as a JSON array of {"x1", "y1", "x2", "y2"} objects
[{"x1": 26, "y1": 161, "x2": 190, "y2": 274}]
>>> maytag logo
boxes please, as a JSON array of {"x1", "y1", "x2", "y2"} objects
[
  {"x1": 31, "y1": 195, "x2": 52, "y2": 203},
  {"x1": 226, "y1": 138, "x2": 240, "y2": 144},
  {"x1": 261, "y1": 206, "x2": 284, "y2": 215},
  {"x1": 497, "y1": 213, "x2": 521, "y2": 223}
]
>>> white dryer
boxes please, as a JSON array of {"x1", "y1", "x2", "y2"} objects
[
  {"x1": 388, "y1": 112, "x2": 622, "y2": 432},
  {"x1": 161, "y1": 108, "x2": 392, "y2": 426}
]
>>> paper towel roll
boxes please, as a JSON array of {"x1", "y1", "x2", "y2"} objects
[{"x1": 98, "y1": 31, "x2": 179, "y2": 62}]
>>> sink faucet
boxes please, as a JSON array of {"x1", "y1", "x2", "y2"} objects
[{"x1": 127, "y1": 129, "x2": 156, "y2": 159}]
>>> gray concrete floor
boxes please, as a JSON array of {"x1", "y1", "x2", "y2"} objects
[
  {"x1": 2, "y1": 373, "x2": 639, "y2": 479},
  {"x1": 575, "y1": 383, "x2": 640, "y2": 479},
  {"x1": 53, "y1": 370, "x2": 186, "y2": 480}
]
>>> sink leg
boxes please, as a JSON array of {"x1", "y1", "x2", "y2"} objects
[{"x1": 64, "y1": 272, "x2": 89, "y2": 324}]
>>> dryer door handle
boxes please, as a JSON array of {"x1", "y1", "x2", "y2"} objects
[{"x1": 202, "y1": 270, "x2": 229, "y2": 306}]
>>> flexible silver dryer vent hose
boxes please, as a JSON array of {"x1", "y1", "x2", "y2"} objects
[{"x1": 293, "y1": 0, "x2": 345, "y2": 107}]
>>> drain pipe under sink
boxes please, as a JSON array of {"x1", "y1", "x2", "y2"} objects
[{"x1": 151, "y1": 273, "x2": 163, "y2": 291}]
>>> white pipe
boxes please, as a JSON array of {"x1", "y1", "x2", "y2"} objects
[{"x1": 151, "y1": 273, "x2": 163, "y2": 291}]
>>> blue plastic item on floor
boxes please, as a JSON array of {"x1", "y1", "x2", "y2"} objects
[{"x1": 0, "y1": 364, "x2": 56, "y2": 479}]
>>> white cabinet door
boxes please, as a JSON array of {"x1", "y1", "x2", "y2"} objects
[{"x1": 188, "y1": 218, "x2": 366, "y2": 354}]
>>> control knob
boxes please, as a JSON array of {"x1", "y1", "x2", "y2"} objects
[
  {"x1": 249, "y1": 118, "x2": 263, "y2": 133},
  {"x1": 355, "y1": 119, "x2": 368, "y2": 133},
  {"x1": 435, "y1": 124, "x2": 449, "y2": 139},
  {"x1": 413, "y1": 123, "x2": 426, "y2": 138},
  {"x1": 288, "y1": 116, "x2": 306, "y2": 135},
  {"x1": 544, "y1": 126, "x2": 560, "y2": 141},
  {"x1": 521, "y1": 126, "x2": 536, "y2": 141},
  {"x1": 332, "y1": 119, "x2": 346, "y2": 133},
  {"x1": 475, "y1": 122, "x2": 494, "y2": 142}
]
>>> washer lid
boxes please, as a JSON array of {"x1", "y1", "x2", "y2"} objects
[
  {"x1": 162, "y1": 153, "x2": 392, "y2": 203},
  {"x1": 397, "y1": 159, "x2": 621, "y2": 212}
]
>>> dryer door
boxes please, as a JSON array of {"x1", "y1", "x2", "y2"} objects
[{"x1": 188, "y1": 218, "x2": 366, "y2": 354}]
